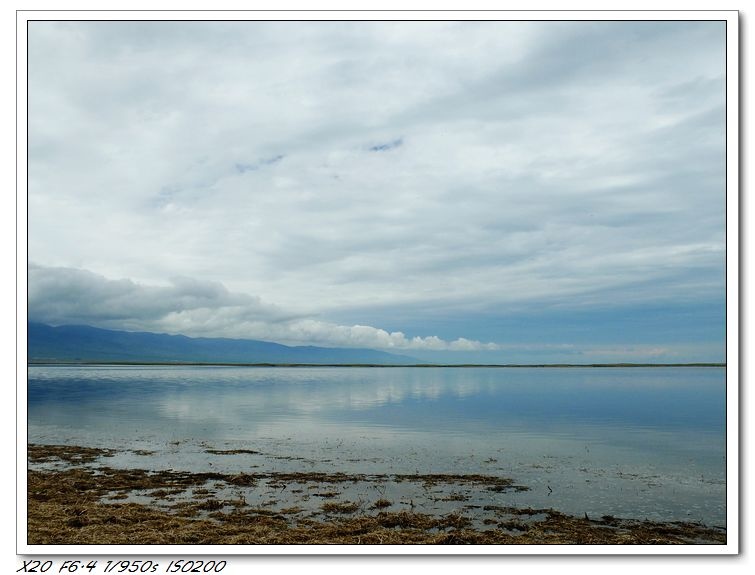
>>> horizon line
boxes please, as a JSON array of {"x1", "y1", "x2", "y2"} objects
[{"x1": 27, "y1": 360, "x2": 726, "y2": 368}]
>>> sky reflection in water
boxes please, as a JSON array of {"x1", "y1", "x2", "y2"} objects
[{"x1": 27, "y1": 366, "x2": 726, "y2": 525}]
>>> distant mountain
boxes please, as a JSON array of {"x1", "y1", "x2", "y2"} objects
[{"x1": 27, "y1": 322, "x2": 421, "y2": 365}]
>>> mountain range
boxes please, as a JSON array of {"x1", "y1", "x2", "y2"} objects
[{"x1": 27, "y1": 322, "x2": 420, "y2": 365}]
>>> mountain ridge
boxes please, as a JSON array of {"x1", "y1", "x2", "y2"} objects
[{"x1": 26, "y1": 322, "x2": 421, "y2": 365}]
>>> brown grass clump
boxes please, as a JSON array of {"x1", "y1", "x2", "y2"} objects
[
  {"x1": 371, "y1": 499, "x2": 392, "y2": 509},
  {"x1": 498, "y1": 520, "x2": 529, "y2": 532},
  {"x1": 312, "y1": 491, "x2": 341, "y2": 499},
  {"x1": 321, "y1": 501, "x2": 361, "y2": 514},
  {"x1": 268, "y1": 471, "x2": 368, "y2": 483},
  {"x1": 196, "y1": 499, "x2": 225, "y2": 511},
  {"x1": 434, "y1": 492, "x2": 469, "y2": 502},
  {"x1": 393, "y1": 473, "x2": 527, "y2": 492},
  {"x1": 28, "y1": 444, "x2": 115, "y2": 464}
]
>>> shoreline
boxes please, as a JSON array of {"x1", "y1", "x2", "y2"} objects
[{"x1": 26, "y1": 444, "x2": 726, "y2": 545}]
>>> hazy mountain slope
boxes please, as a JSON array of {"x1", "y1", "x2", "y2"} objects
[{"x1": 27, "y1": 322, "x2": 420, "y2": 364}]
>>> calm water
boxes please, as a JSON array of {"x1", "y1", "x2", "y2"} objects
[{"x1": 27, "y1": 365, "x2": 726, "y2": 526}]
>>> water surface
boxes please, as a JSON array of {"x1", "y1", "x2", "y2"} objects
[{"x1": 27, "y1": 365, "x2": 726, "y2": 525}]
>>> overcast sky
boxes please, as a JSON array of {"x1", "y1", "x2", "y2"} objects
[{"x1": 27, "y1": 20, "x2": 726, "y2": 362}]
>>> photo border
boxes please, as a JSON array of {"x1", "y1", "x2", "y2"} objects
[{"x1": 16, "y1": 7, "x2": 740, "y2": 559}]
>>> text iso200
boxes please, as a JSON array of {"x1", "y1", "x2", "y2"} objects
[{"x1": 164, "y1": 561, "x2": 226, "y2": 573}]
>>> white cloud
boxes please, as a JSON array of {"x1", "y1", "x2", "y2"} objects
[{"x1": 28, "y1": 264, "x2": 500, "y2": 351}]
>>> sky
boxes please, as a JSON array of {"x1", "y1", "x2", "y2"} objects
[{"x1": 26, "y1": 20, "x2": 727, "y2": 363}]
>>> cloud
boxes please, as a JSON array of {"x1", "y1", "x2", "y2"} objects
[
  {"x1": 25, "y1": 21, "x2": 726, "y2": 361},
  {"x1": 235, "y1": 155, "x2": 284, "y2": 174},
  {"x1": 28, "y1": 264, "x2": 500, "y2": 351},
  {"x1": 369, "y1": 138, "x2": 403, "y2": 152},
  {"x1": 262, "y1": 321, "x2": 501, "y2": 351},
  {"x1": 27, "y1": 263, "x2": 284, "y2": 324}
]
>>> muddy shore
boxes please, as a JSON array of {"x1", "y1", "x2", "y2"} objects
[{"x1": 26, "y1": 444, "x2": 726, "y2": 545}]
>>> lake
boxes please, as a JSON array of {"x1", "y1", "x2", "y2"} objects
[{"x1": 26, "y1": 365, "x2": 726, "y2": 527}]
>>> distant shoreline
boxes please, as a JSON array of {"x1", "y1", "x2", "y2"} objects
[{"x1": 27, "y1": 361, "x2": 726, "y2": 368}]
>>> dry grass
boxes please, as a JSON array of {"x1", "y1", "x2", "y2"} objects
[
  {"x1": 27, "y1": 467, "x2": 726, "y2": 545},
  {"x1": 28, "y1": 444, "x2": 115, "y2": 464},
  {"x1": 26, "y1": 444, "x2": 727, "y2": 545},
  {"x1": 393, "y1": 473, "x2": 528, "y2": 491},
  {"x1": 321, "y1": 501, "x2": 361, "y2": 514},
  {"x1": 434, "y1": 492, "x2": 469, "y2": 502},
  {"x1": 28, "y1": 444, "x2": 527, "y2": 492}
]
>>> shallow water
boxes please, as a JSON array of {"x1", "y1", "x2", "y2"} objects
[{"x1": 27, "y1": 365, "x2": 726, "y2": 526}]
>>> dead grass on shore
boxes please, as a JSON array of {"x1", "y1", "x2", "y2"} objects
[
  {"x1": 27, "y1": 463, "x2": 726, "y2": 546},
  {"x1": 28, "y1": 444, "x2": 116, "y2": 464},
  {"x1": 27, "y1": 482, "x2": 725, "y2": 545},
  {"x1": 27, "y1": 444, "x2": 529, "y2": 491}
]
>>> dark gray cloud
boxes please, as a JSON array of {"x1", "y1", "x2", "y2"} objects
[
  {"x1": 369, "y1": 138, "x2": 403, "y2": 152},
  {"x1": 28, "y1": 263, "x2": 274, "y2": 326}
]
